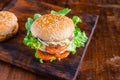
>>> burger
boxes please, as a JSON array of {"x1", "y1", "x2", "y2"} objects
[{"x1": 23, "y1": 8, "x2": 88, "y2": 63}]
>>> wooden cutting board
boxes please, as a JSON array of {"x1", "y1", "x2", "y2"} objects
[{"x1": 0, "y1": 0, "x2": 99, "y2": 80}]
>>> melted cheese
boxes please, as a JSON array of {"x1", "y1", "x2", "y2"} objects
[{"x1": 46, "y1": 39, "x2": 70, "y2": 46}]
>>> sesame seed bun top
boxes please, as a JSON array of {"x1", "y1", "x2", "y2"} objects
[{"x1": 31, "y1": 14, "x2": 74, "y2": 42}]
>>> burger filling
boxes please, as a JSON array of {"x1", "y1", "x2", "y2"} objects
[{"x1": 38, "y1": 38, "x2": 71, "y2": 54}]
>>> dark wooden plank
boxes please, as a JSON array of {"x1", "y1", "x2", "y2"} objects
[
  {"x1": 0, "y1": 0, "x2": 98, "y2": 80},
  {"x1": 0, "y1": 0, "x2": 11, "y2": 10},
  {"x1": 39, "y1": 0, "x2": 120, "y2": 6}
]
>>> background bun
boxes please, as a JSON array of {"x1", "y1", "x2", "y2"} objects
[
  {"x1": 31, "y1": 14, "x2": 74, "y2": 42},
  {"x1": 0, "y1": 11, "x2": 18, "y2": 42}
]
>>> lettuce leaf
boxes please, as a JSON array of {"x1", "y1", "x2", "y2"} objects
[
  {"x1": 23, "y1": 14, "x2": 42, "y2": 50},
  {"x1": 23, "y1": 32, "x2": 42, "y2": 49},
  {"x1": 67, "y1": 16, "x2": 88, "y2": 54},
  {"x1": 68, "y1": 27, "x2": 88, "y2": 54},
  {"x1": 72, "y1": 16, "x2": 82, "y2": 26},
  {"x1": 25, "y1": 18, "x2": 33, "y2": 32},
  {"x1": 51, "y1": 8, "x2": 71, "y2": 16},
  {"x1": 34, "y1": 13, "x2": 41, "y2": 20}
]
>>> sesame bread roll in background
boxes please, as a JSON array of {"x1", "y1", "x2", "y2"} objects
[{"x1": 0, "y1": 11, "x2": 19, "y2": 42}]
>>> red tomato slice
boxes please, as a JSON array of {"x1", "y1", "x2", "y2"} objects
[
  {"x1": 55, "y1": 51, "x2": 70, "y2": 59},
  {"x1": 37, "y1": 50, "x2": 55, "y2": 60}
]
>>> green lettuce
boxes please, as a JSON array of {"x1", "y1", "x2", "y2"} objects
[
  {"x1": 23, "y1": 14, "x2": 42, "y2": 50},
  {"x1": 67, "y1": 27, "x2": 88, "y2": 54},
  {"x1": 67, "y1": 16, "x2": 88, "y2": 54},
  {"x1": 72, "y1": 16, "x2": 82, "y2": 26},
  {"x1": 51, "y1": 8, "x2": 71, "y2": 16}
]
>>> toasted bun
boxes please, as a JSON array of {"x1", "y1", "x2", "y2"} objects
[
  {"x1": 0, "y1": 11, "x2": 18, "y2": 42},
  {"x1": 31, "y1": 14, "x2": 74, "y2": 42}
]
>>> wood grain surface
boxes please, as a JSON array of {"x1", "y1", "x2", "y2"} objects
[
  {"x1": 0, "y1": 0, "x2": 120, "y2": 80},
  {"x1": 0, "y1": 0, "x2": 98, "y2": 80},
  {"x1": 0, "y1": 0, "x2": 11, "y2": 10}
]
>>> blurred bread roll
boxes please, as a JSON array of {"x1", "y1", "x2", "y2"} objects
[{"x1": 0, "y1": 11, "x2": 18, "y2": 42}]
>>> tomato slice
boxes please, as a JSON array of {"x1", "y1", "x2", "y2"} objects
[
  {"x1": 37, "y1": 50, "x2": 55, "y2": 60},
  {"x1": 55, "y1": 51, "x2": 70, "y2": 59},
  {"x1": 46, "y1": 46, "x2": 58, "y2": 54},
  {"x1": 46, "y1": 45, "x2": 68, "y2": 54},
  {"x1": 37, "y1": 50, "x2": 70, "y2": 61}
]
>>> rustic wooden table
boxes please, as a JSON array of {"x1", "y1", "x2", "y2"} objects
[{"x1": 0, "y1": 0, "x2": 120, "y2": 80}]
